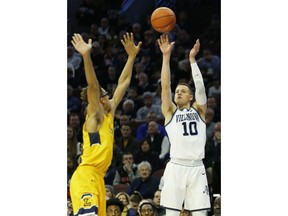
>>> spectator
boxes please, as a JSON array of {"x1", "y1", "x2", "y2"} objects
[
  {"x1": 129, "y1": 191, "x2": 143, "y2": 216},
  {"x1": 98, "y1": 17, "x2": 110, "y2": 37},
  {"x1": 139, "y1": 51, "x2": 155, "y2": 78},
  {"x1": 105, "y1": 139, "x2": 123, "y2": 185},
  {"x1": 67, "y1": 46, "x2": 82, "y2": 71},
  {"x1": 197, "y1": 48, "x2": 220, "y2": 80},
  {"x1": 208, "y1": 80, "x2": 221, "y2": 98},
  {"x1": 88, "y1": 23, "x2": 99, "y2": 41},
  {"x1": 212, "y1": 196, "x2": 221, "y2": 216},
  {"x1": 75, "y1": 0, "x2": 98, "y2": 33},
  {"x1": 205, "y1": 108, "x2": 216, "y2": 144},
  {"x1": 67, "y1": 153, "x2": 77, "y2": 186},
  {"x1": 68, "y1": 113, "x2": 83, "y2": 143},
  {"x1": 136, "y1": 111, "x2": 167, "y2": 142},
  {"x1": 141, "y1": 30, "x2": 156, "y2": 60},
  {"x1": 136, "y1": 92, "x2": 163, "y2": 122},
  {"x1": 153, "y1": 190, "x2": 166, "y2": 216},
  {"x1": 207, "y1": 96, "x2": 221, "y2": 122},
  {"x1": 113, "y1": 152, "x2": 138, "y2": 185},
  {"x1": 128, "y1": 161, "x2": 160, "y2": 199},
  {"x1": 137, "y1": 72, "x2": 156, "y2": 95},
  {"x1": 67, "y1": 64, "x2": 79, "y2": 89},
  {"x1": 114, "y1": 114, "x2": 135, "y2": 138},
  {"x1": 204, "y1": 122, "x2": 221, "y2": 195},
  {"x1": 133, "y1": 139, "x2": 161, "y2": 173},
  {"x1": 90, "y1": 40, "x2": 105, "y2": 68},
  {"x1": 67, "y1": 126, "x2": 80, "y2": 161},
  {"x1": 107, "y1": 197, "x2": 124, "y2": 216},
  {"x1": 115, "y1": 192, "x2": 132, "y2": 216},
  {"x1": 106, "y1": 185, "x2": 116, "y2": 200},
  {"x1": 75, "y1": 142, "x2": 83, "y2": 165},
  {"x1": 122, "y1": 99, "x2": 138, "y2": 121},
  {"x1": 103, "y1": 65, "x2": 119, "y2": 94},
  {"x1": 146, "y1": 121, "x2": 170, "y2": 163},
  {"x1": 138, "y1": 200, "x2": 156, "y2": 216},
  {"x1": 67, "y1": 84, "x2": 82, "y2": 114},
  {"x1": 116, "y1": 124, "x2": 140, "y2": 155},
  {"x1": 125, "y1": 86, "x2": 144, "y2": 112}
]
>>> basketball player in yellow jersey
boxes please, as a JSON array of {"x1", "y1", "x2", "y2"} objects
[{"x1": 70, "y1": 32, "x2": 142, "y2": 216}]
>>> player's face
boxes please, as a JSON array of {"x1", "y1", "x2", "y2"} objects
[
  {"x1": 100, "y1": 88, "x2": 111, "y2": 111},
  {"x1": 174, "y1": 85, "x2": 192, "y2": 106}
]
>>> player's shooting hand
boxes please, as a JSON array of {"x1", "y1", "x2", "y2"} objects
[
  {"x1": 71, "y1": 33, "x2": 92, "y2": 56},
  {"x1": 121, "y1": 32, "x2": 142, "y2": 58},
  {"x1": 157, "y1": 34, "x2": 175, "y2": 56},
  {"x1": 189, "y1": 39, "x2": 200, "y2": 61}
]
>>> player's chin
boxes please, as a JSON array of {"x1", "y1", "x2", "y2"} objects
[{"x1": 175, "y1": 98, "x2": 182, "y2": 104}]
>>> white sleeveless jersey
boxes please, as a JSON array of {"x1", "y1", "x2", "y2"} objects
[{"x1": 165, "y1": 107, "x2": 206, "y2": 160}]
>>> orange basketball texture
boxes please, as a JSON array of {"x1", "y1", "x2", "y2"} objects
[{"x1": 151, "y1": 7, "x2": 176, "y2": 33}]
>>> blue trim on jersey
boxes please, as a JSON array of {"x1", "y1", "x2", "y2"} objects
[
  {"x1": 189, "y1": 106, "x2": 206, "y2": 124},
  {"x1": 161, "y1": 205, "x2": 181, "y2": 212},
  {"x1": 190, "y1": 207, "x2": 211, "y2": 212},
  {"x1": 164, "y1": 108, "x2": 179, "y2": 127},
  {"x1": 161, "y1": 206, "x2": 210, "y2": 212},
  {"x1": 88, "y1": 132, "x2": 101, "y2": 146},
  {"x1": 80, "y1": 193, "x2": 92, "y2": 199},
  {"x1": 75, "y1": 205, "x2": 98, "y2": 216},
  {"x1": 165, "y1": 107, "x2": 205, "y2": 127}
]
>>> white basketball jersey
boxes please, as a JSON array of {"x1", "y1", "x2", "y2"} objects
[{"x1": 165, "y1": 107, "x2": 206, "y2": 160}]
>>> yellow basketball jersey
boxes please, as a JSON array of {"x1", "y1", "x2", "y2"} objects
[{"x1": 79, "y1": 112, "x2": 114, "y2": 174}]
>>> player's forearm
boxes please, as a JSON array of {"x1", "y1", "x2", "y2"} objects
[
  {"x1": 82, "y1": 53, "x2": 99, "y2": 87},
  {"x1": 161, "y1": 55, "x2": 171, "y2": 89},
  {"x1": 118, "y1": 55, "x2": 135, "y2": 87},
  {"x1": 191, "y1": 62, "x2": 207, "y2": 105}
]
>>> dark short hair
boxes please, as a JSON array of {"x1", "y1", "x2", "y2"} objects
[
  {"x1": 139, "y1": 201, "x2": 155, "y2": 211},
  {"x1": 130, "y1": 191, "x2": 143, "y2": 203},
  {"x1": 106, "y1": 198, "x2": 124, "y2": 212},
  {"x1": 176, "y1": 82, "x2": 193, "y2": 94}
]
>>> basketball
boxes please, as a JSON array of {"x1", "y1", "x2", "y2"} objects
[{"x1": 151, "y1": 7, "x2": 176, "y2": 33}]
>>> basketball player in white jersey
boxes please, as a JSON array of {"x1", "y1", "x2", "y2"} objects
[{"x1": 158, "y1": 34, "x2": 211, "y2": 216}]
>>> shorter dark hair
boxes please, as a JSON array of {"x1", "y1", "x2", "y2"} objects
[
  {"x1": 130, "y1": 191, "x2": 143, "y2": 203},
  {"x1": 139, "y1": 201, "x2": 155, "y2": 211},
  {"x1": 176, "y1": 82, "x2": 193, "y2": 94},
  {"x1": 106, "y1": 198, "x2": 124, "y2": 212}
]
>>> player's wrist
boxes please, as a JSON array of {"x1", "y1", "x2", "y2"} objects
[{"x1": 190, "y1": 59, "x2": 196, "y2": 64}]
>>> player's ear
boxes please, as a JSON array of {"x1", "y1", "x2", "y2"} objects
[
  {"x1": 189, "y1": 94, "x2": 193, "y2": 101},
  {"x1": 100, "y1": 97, "x2": 105, "y2": 103}
]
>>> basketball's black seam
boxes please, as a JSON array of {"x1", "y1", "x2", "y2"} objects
[{"x1": 152, "y1": 17, "x2": 176, "y2": 28}]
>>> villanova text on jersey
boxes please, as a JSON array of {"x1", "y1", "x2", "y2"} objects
[{"x1": 166, "y1": 108, "x2": 206, "y2": 161}]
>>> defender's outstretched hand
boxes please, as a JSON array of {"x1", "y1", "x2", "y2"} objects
[
  {"x1": 121, "y1": 32, "x2": 142, "y2": 57},
  {"x1": 71, "y1": 33, "x2": 92, "y2": 56},
  {"x1": 157, "y1": 34, "x2": 175, "y2": 55},
  {"x1": 189, "y1": 39, "x2": 200, "y2": 62}
]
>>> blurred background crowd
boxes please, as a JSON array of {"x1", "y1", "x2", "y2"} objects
[{"x1": 67, "y1": 0, "x2": 221, "y2": 215}]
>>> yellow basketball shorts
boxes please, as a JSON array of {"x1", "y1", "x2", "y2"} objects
[{"x1": 70, "y1": 166, "x2": 106, "y2": 216}]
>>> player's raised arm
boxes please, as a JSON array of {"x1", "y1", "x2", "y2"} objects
[
  {"x1": 189, "y1": 39, "x2": 207, "y2": 119},
  {"x1": 110, "y1": 32, "x2": 142, "y2": 112},
  {"x1": 71, "y1": 33, "x2": 104, "y2": 132},
  {"x1": 158, "y1": 34, "x2": 176, "y2": 123}
]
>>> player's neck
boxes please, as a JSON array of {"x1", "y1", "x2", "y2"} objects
[{"x1": 177, "y1": 104, "x2": 191, "y2": 110}]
